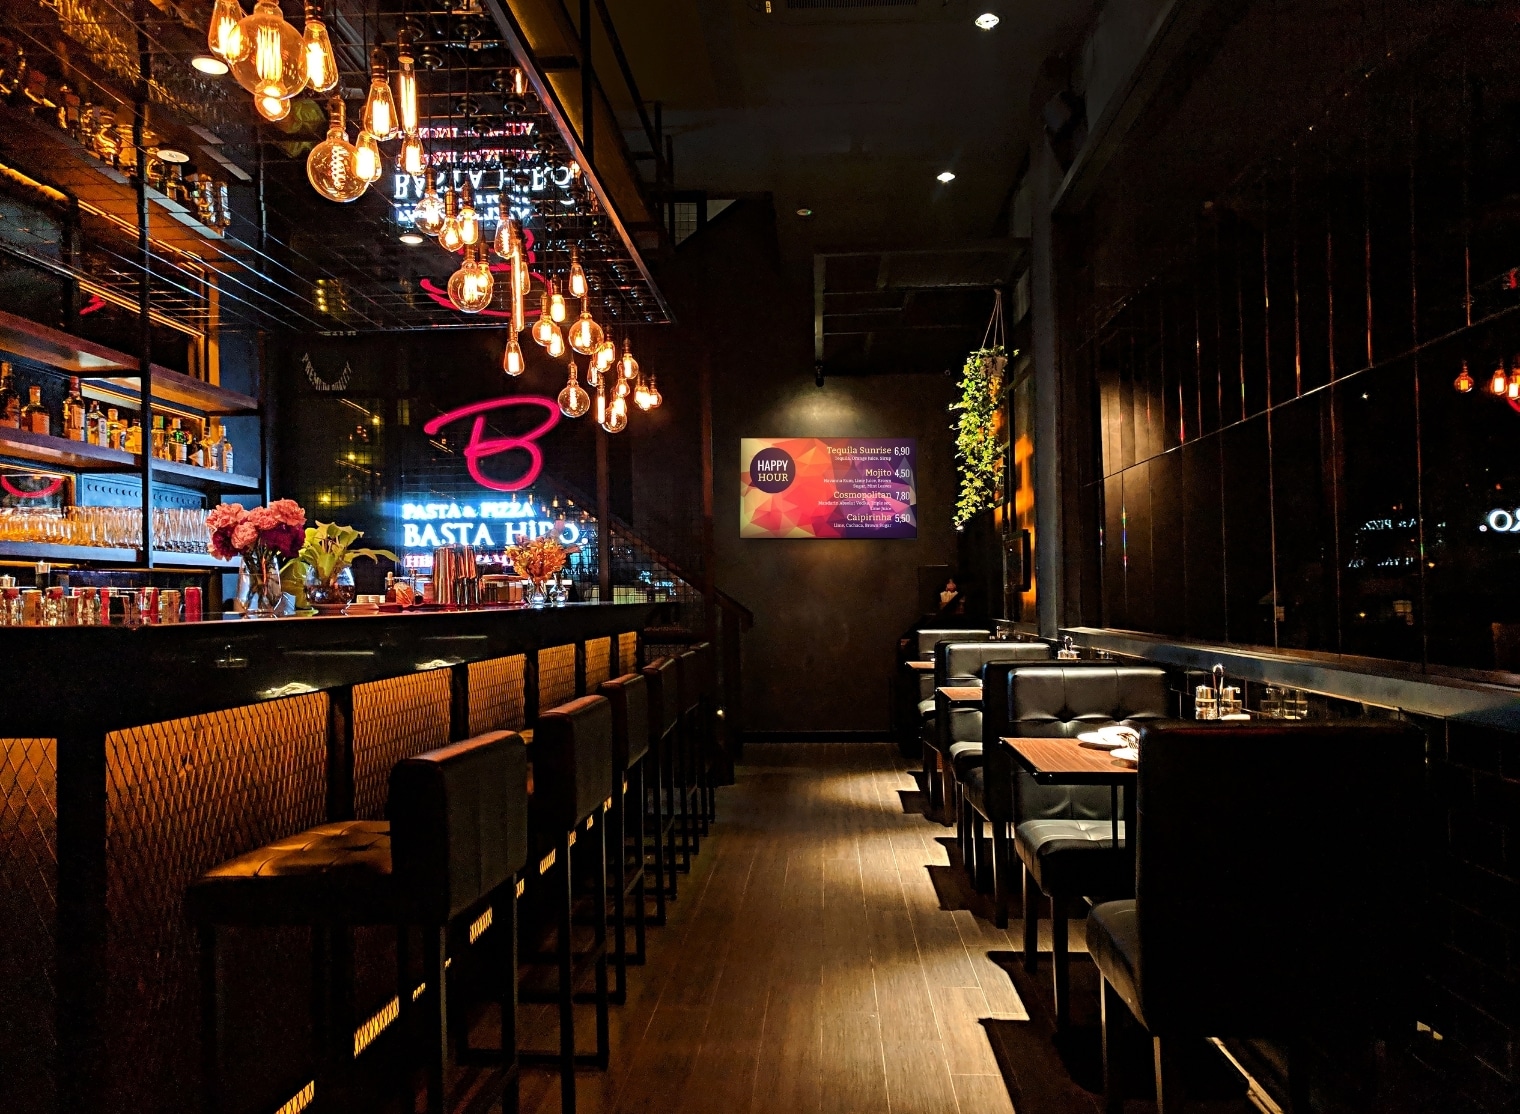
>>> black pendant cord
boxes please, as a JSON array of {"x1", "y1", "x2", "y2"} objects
[{"x1": 134, "y1": 0, "x2": 154, "y2": 565}]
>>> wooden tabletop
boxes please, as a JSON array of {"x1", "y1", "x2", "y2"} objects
[
  {"x1": 1001, "y1": 736, "x2": 1136, "y2": 785},
  {"x1": 905, "y1": 660, "x2": 935, "y2": 672},
  {"x1": 937, "y1": 686, "x2": 983, "y2": 704}
]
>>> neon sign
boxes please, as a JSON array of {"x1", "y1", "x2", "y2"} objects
[
  {"x1": 1, "y1": 475, "x2": 66, "y2": 499},
  {"x1": 422, "y1": 396, "x2": 560, "y2": 493},
  {"x1": 398, "y1": 496, "x2": 583, "y2": 553},
  {"x1": 1479, "y1": 509, "x2": 1520, "y2": 533}
]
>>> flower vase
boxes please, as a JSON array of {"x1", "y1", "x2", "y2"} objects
[
  {"x1": 528, "y1": 577, "x2": 550, "y2": 606},
  {"x1": 236, "y1": 551, "x2": 285, "y2": 618}
]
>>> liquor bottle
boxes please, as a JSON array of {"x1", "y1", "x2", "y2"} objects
[
  {"x1": 106, "y1": 408, "x2": 122, "y2": 450},
  {"x1": 202, "y1": 419, "x2": 221, "y2": 470},
  {"x1": 123, "y1": 419, "x2": 142, "y2": 454},
  {"x1": 21, "y1": 385, "x2": 49, "y2": 435},
  {"x1": 0, "y1": 362, "x2": 20, "y2": 429},
  {"x1": 218, "y1": 424, "x2": 234, "y2": 473},
  {"x1": 85, "y1": 397, "x2": 105, "y2": 445},
  {"x1": 151, "y1": 414, "x2": 166, "y2": 458},
  {"x1": 63, "y1": 377, "x2": 86, "y2": 440},
  {"x1": 169, "y1": 417, "x2": 188, "y2": 463},
  {"x1": 190, "y1": 419, "x2": 207, "y2": 468}
]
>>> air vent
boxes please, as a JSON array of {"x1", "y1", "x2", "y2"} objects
[{"x1": 786, "y1": 0, "x2": 916, "y2": 8}]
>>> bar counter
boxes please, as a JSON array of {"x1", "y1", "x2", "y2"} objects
[{"x1": 0, "y1": 602, "x2": 653, "y2": 1114}]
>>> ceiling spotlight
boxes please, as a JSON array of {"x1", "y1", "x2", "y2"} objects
[
  {"x1": 399, "y1": 232, "x2": 425, "y2": 245},
  {"x1": 190, "y1": 54, "x2": 229, "y2": 75},
  {"x1": 796, "y1": 207, "x2": 813, "y2": 217},
  {"x1": 936, "y1": 171, "x2": 956, "y2": 183},
  {"x1": 974, "y1": 12, "x2": 1000, "y2": 30},
  {"x1": 156, "y1": 147, "x2": 190, "y2": 164}
]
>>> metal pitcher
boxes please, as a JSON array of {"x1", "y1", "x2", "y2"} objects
[{"x1": 432, "y1": 545, "x2": 479, "y2": 607}]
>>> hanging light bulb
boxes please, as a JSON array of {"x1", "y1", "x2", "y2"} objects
[
  {"x1": 512, "y1": 250, "x2": 527, "y2": 335},
  {"x1": 399, "y1": 134, "x2": 425, "y2": 176},
  {"x1": 532, "y1": 293, "x2": 557, "y2": 347},
  {"x1": 438, "y1": 187, "x2": 463, "y2": 252},
  {"x1": 256, "y1": 92, "x2": 290, "y2": 121},
  {"x1": 306, "y1": 98, "x2": 366, "y2": 202},
  {"x1": 603, "y1": 394, "x2": 628, "y2": 433},
  {"x1": 634, "y1": 376, "x2": 653, "y2": 411},
  {"x1": 558, "y1": 360, "x2": 591, "y2": 418},
  {"x1": 618, "y1": 339, "x2": 639, "y2": 381},
  {"x1": 549, "y1": 283, "x2": 567, "y2": 324},
  {"x1": 595, "y1": 336, "x2": 617, "y2": 374},
  {"x1": 354, "y1": 130, "x2": 382, "y2": 183},
  {"x1": 395, "y1": 30, "x2": 419, "y2": 134},
  {"x1": 230, "y1": 0, "x2": 305, "y2": 101},
  {"x1": 546, "y1": 326, "x2": 566, "y2": 359},
  {"x1": 511, "y1": 67, "x2": 528, "y2": 97},
  {"x1": 586, "y1": 357, "x2": 600, "y2": 390},
  {"x1": 458, "y1": 181, "x2": 480, "y2": 245},
  {"x1": 594, "y1": 383, "x2": 607, "y2": 426},
  {"x1": 361, "y1": 47, "x2": 398, "y2": 140},
  {"x1": 1491, "y1": 361, "x2": 1508, "y2": 396},
  {"x1": 413, "y1": 177, "x2": 444, "y2": 236},
  {"x1": 493, "y1": 216, "x2": 520, "y2": 258},
  {"x1": 1454, "y1": 361, "x2": 1475, "y2": 394},
  {"x1": 568, "y1": 307, "x2": 603, "y2": 356},
  {"x1": 209, "y1": 0, "x2": 247, "y2": 62},
  {"x1": 1510, "y1": 369, "x2": 1520, "y2": 401},
  {"x1": 301, "y1": 2, "x2": 338, "y2": 92},
  {"x1": 568, "y1": 246, "x2": 588, "y2": 299},
  {"x1": 614, "y1": 375, "x2": 630, "y2": 400},
  {"x1": 503, "y1": 335, "x2": 525, "y2": 376},
  {"x1": 448, "y1": 244, "x2": 494, "y2": 313},
  {"x1": 645, "y1": 375, "x2": 662, "y2": 409}
]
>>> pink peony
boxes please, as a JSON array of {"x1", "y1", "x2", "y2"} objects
[
  {"x1": 231, "y1": 522, "x2": 259, "y2": 551},
  {"x1": 206, "y1": 502, "x2": 246, "y2": 531},
  {"x1": 266, "y1": 499, "x2": 306, "y2": 528},
  {"x1": 260, "y1": 522, "x2": 304, "y2": 559},
  {"x1": 245, "y1": 505, "x2": 279, "y2": 533},
  {"x1": 209, "y1": 526, "x2": 237, "y2": 561}
]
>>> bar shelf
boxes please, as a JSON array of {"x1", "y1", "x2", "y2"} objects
[
  {"x1": 0, "y1": 540, "x2": 240, "y2": 569},
  {"x1": 0, "y1": 429, "x2": 261, "y2": 492}
]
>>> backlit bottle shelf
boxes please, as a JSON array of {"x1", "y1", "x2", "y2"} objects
[
  {"x1": 0, "y1": 428, "x2": 261, "y2": 491},
  {"x1": 0, "y1": 540, "x2": 240, "y2": 569}
]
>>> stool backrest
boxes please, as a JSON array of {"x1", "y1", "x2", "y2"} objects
[
  {"x1": 1132, "y1": 720, "x2": 1424, "y2": 1034},
  {"x1": 675, "y1": 649, "x2": 701, "y2": 714},
  {"x1": 642, "y1": 656, "x2": 679, "y2": 736},
  {"x1": 1006, "y1": 664, "x2": 1169, "y2": 821},
  {"x1": 389, "y1": 730, "x2": 528, "y2": 922},
  {"x1": 689, "y1": 641, "x2": 717, "y2": 697},
  {"x1": 532, "y1": 695, "x2": 616, "y2": 830},
  {"x1": 599, "y1": 672, "x2": 651, "y2": 769},
  {"x1": 916, "y1": 628, "x2": 989, "y2": 659}
]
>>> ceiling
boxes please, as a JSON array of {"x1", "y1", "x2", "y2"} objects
[{"x1": 603, "y1": 0, "x2": 1091, "y2": 257}]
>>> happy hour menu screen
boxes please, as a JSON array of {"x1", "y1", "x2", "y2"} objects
[{"x1": 739, "y1": 437, "x2": 917, "y2": 539}]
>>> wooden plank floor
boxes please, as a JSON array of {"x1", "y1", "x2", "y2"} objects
[{"x1": 495, "y1": 742, "x2": 1254, "y2": 1114}]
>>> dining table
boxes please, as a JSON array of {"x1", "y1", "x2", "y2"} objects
[{"x1": 1000, "y1": 735, "x2": 1137, "y2": 846}]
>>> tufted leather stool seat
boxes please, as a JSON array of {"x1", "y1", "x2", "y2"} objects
[
  {"x1": 598, "y1": 672, "x2": 652, "y2": 999},
  {"x1": 641, "y1": 656, "x2": 681, "y2": 914},
  {"x1": 190, "y1": 730, "x2": 529, "y2": 1114},
  {"x1": 1016, "y1": 818, "x2": 1130, "y2": 896}
]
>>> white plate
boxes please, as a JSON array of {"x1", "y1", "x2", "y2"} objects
[
  {"x1": 1077, "y1": 727, "x2": 1139, "y2": 750},
  {"x1": 1111, "y1": 747, "x2": 1138, "y2": 766}
]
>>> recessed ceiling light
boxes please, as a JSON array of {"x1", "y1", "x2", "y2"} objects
[
  {"x1": 191, "y1": 55, "x2": 229, "y2": 75},
  {"x1": 399, "y1": 232, "x2": 425, "y2": 245},
  {"x1": 796, "y1": 207, "x2": 813, "y2": 217},
  {"x1": 936, "y1": 171, "x2": 956, "y2": 183},
  {"x1": 974, "y1": 12, "x2": 1000, "y2": 30},
  {"x1": 156, "y1": 147, "x2": 190, "y2": 164}
]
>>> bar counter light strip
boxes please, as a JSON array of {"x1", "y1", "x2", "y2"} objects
[
  {"x1": 272, "y1": 1080, "x2": 315, "y2": 1114},
  {"x1": 352, "y1": 671, "x2": 452, "y2": 820},
  {"x1": 468, "y1": 654, "x2": 527, "y2": 735},
  {"x1": 538, "y1": 643, "x2": 577, "y2": 708},
  {"x1": 584, "y1": 636, "x2": 612, "y2": 689}
]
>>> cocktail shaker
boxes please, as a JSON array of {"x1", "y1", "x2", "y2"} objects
[{"x1": 432, "y1": 545, "x2": 479, "y2": 607}]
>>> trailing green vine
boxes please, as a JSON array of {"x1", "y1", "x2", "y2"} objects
[{"x1": 950, "y1": 346, "x2": 1010, "y2": 528}]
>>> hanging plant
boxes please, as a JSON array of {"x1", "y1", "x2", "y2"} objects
[{"x1": 950, "y1": 346, "x2": 1010, "y2": 528}]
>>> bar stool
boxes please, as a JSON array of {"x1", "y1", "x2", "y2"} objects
[
  {"x1": 672, "y1": 648, "x2": 702, "y2": 866},
  {"x1": 189, "y1": 730, "x2": 528, "y2": 1114},
  {"x1": 689, "y1": 641, "x2": 721, "y2": 827},
  {"x1": 641, "y1": 656, "x2": 681, "y2": 911},
  {"x1": 518, "y1": 695, "x2": 614, "y2": 1114},
  {"x1": 597, "y1": 672, "x2": 652, "y2": 1002}
]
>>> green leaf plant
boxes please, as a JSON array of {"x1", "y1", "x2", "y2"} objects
[
  {"x1": 950, "y1": 346, "x2": 1011, "y2": 528},
  {"x1": 296, "y1": 521, "x2": 399, "y2": 583}
]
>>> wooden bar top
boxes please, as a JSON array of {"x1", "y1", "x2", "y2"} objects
[
  {"x1": 937, "y1": 686, "x2": 983, "y2": 704},
  {"x1": 1001, "y1": 736, "x2": 1136, "y2": 784}
]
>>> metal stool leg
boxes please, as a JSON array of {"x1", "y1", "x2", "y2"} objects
[
  {"x1": 557, "y1": 836, "x2": 576, "y2": 1114},
  {"x1": 422, "y1": 925, "x2": 449, "y2": 1114},
  {"x1": 199, "y1": 924, "x2": 220, "y2": 1114}
]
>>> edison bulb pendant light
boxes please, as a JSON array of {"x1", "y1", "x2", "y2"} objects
[
  {"x1": 595, "y1": 337, "x2": 617, "y2": 374},
  {"x1": 532, "y1": 293, "x2": 557, "y2": 347},
  {"x1": 399, "y1": 133, "x2": 425, "y2": 176},
  {"x1": 414, "y1": 179, "x2": 443, "y2": 235},
  {"x1": 646, "y1": 374, "x2": 662, "y2": 409},
  {"x1": 558, "y1": 361, "x2": 591, "y2": 418},
  {"x1": 447, "y1": 244, "x2": 494, "y2": 313},
  {"x1": 594, "y1": 384, "x2": 607, "y2": 426},
  {"x1": 306, "y1": 98, "x2": 365, "y2": 202},
  {"x1": 586, "y1": 358, "x2": 600, "y2": 390},
  {"x1": 1491, "y1": 362, "x2": 1508, "y2": 396},
  {"x1": 614, "y1": 376, "x2": 630, "y2": 399},
  {"x1": 512, "y1": 252, "x2": 527, "y2": 334},
  {"x1": 618, "y1": 339, "x2": 639, "y2": 381},
  {"x1": 568, "y1": 245, "x2": 588, "y2": 299},
  {"x1": 493, "y1": 216, "x2": 520, "y2": 258},
  {"x1": 568, "y1": 308, "x2": 603, "y2": 356},
  {"x1": 354, "y1": 130, "x2": 382, "y2": 183},
  {"x1": 361, "y1": 47, "x2": 398, "y2": 140},
  {"x1": 209, "y1": 0, "x2": 247, "y2": 62},
  {"x1": 549, "y1": 285, "x2": 567, "y2": 324},
  {"x1": 301, "y1": 2, "x2": 339, "y2": 92},
  {"x1": 231, "y1": 0, "x2": 305, "y2": 100},
  {"x1": 503, "y1": 335, "x2": 525, "y2": 376},
  {"x1": 1510, "y1": 370, "x2": 1520, "y2": 400},
  {"x1": 634, "y1": 377, "x2": 653, "y2": 411},
  {"x1": 1454, "y1": 361, "x2": 1475, "y2": 394},
  {"x1": 546, "y1": 326, "x2": 566, "y2": 360},
  {"x1": 257, "y1": 92, "x2": 291, "y2": 121},
  {"x1": 603, "y1": 393, "x2": 628, "y2": 433},
  {"x1": 395, "y1": 30, "x2": 419, "y2": 134},
  {"x1": 457, "y1": 182, "x2": 480, "y2": 246},
  {"x1": 438, "y1": 188, "x2": 463, "y2": 251}
]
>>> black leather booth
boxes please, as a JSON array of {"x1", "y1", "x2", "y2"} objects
[{"x1": 1086, "y1": 720, "x2": 1424, "y2": 1113}]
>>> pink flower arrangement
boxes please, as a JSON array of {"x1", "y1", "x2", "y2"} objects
[{"x1": 207, "y1": 499, "x2": 307, "y2": 562}]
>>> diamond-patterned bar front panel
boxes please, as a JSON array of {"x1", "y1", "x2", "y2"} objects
[
  {"x1": 538, "y1": 644, "x2": 578, "y2": 711},
  {"x1": 468, "y1": 655, "x2": 527, "y2": 735},
  {"x1": 103, "y1": 695, "x2": 330, "y2": 1114},
  {"x1": 0, "y1": 737, "x2": 58, "y2": 1114},
  {"x1": 584, "y1": 638, "x2": 612, "y2": 691},
  {"x1": 618, "y1": 631, "x2": 639, "y2": 675},
  {"x1": 353, "y1": 671, "x2": 452, "y2": 819}
]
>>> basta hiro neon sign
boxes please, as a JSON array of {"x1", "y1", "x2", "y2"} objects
[{"x1": 422, "y1": 396, "x2": 560, "y2": 493}]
